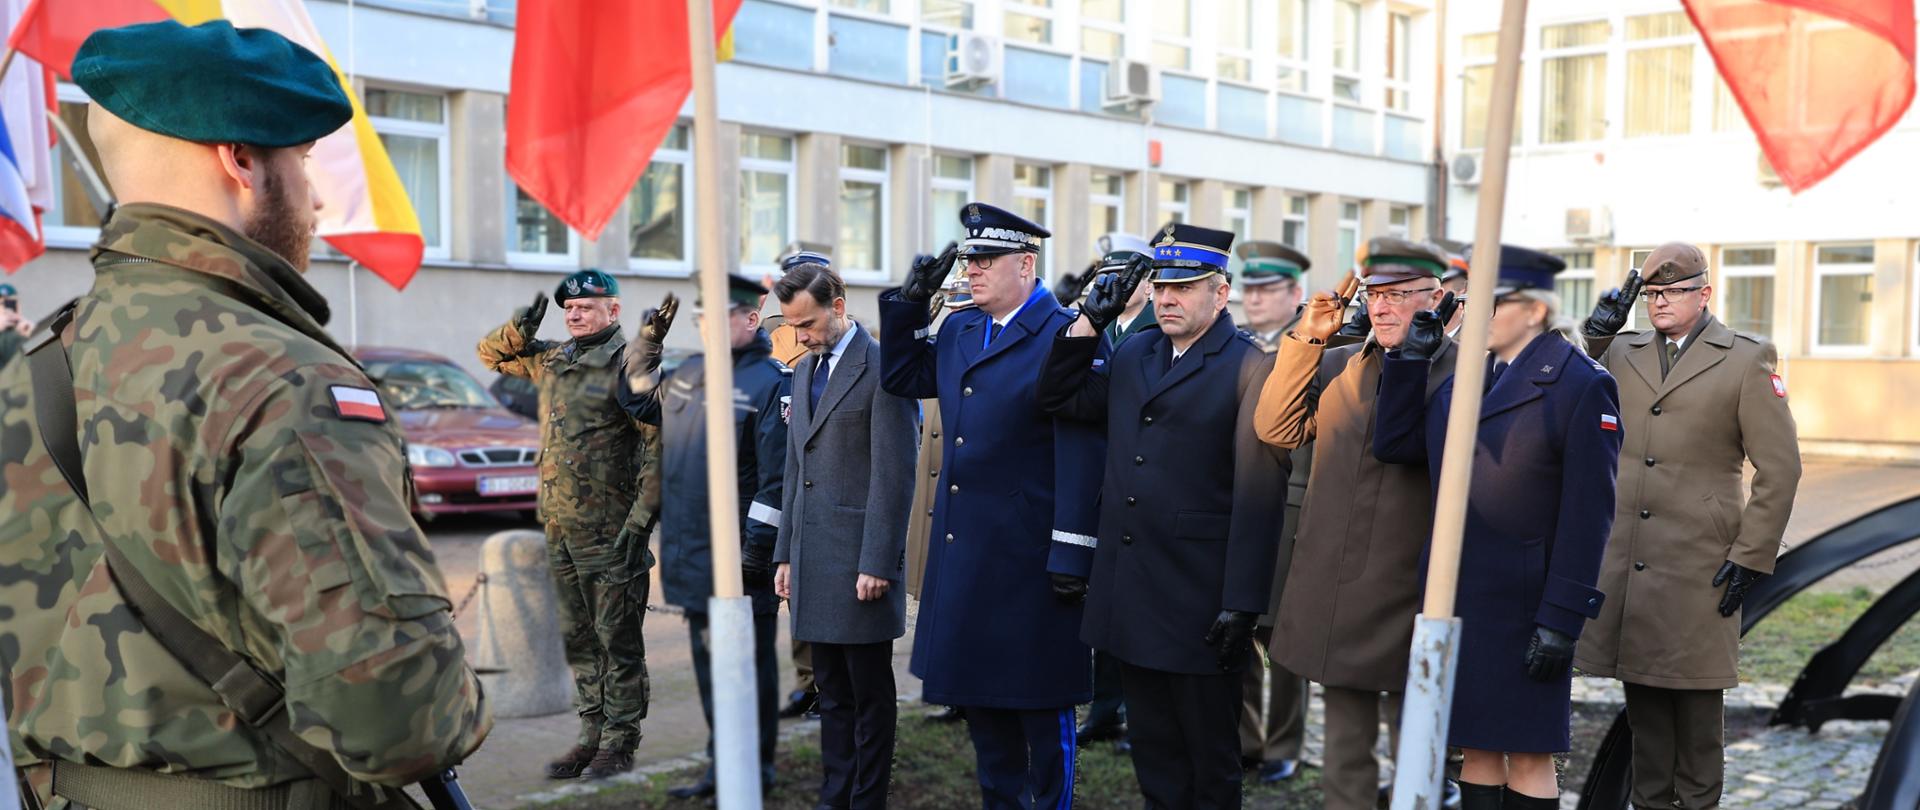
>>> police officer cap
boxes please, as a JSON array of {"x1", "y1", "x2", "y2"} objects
[
  {"x1": 73, "y1": 20, "x2": 353, "y2": 149},
  {"x1": 779, "y1": 241, "x2": 832, "y2": 274},
  {"x1": 1358, "y1": 237, "x2": 1451, "y2": 286},
  {"x1": 1442, "y1": 251, "x2": 1469, "y2": 283},
  {"x1": 1639, "y1": 241, "x2": 1708, "y2": 286},
  {"x1": 1464, "y1": 243, "x2": 1567, "y2": 297},
  {"x1": 1236, "y1": 240, "x2": 1309, "y2": 287},
  {"x1": 1096, "y1": 232, "x2": 1149, "y2": 256},
  {"x1": 0, "y1": 283, "x2": 15, "y2": 297},
  {"x1": 1149, "y1": 222, "x2": 1235, "y2": 285},
  {"x1": 958, "y1": 202, "x2": 1049, "y2": 256},
  {"x1": 1095, "y1": 249, "x2": 1147, "y2": 273},
  {"x1": 554, "y1": 269, "x2": 619, "y2": 303}
]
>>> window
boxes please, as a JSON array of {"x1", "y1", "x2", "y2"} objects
[
  {"x1": 1152, "y1": 0, "x2": 1192, "y2": 71},
  {"x1": 1081, "y1": 0, "x2": 1125, "y2": 59},
  {"x1": 1551, "y1": 250, "x2": 1596, "y2": 317},
  {"x1": 1813, "y1": 243, "x2": 1874, "y2": 352},
  {"x1": 1281, "y1": 194, "x2": 1308, "y2": 251},
  {"x1": 631, "y1": 124, "x2": 692, "y2": 269},
  {"x1": 1004, "y1": 0, "x2": 1053, "y2": 45},
  {"x1": 1718, "y1": 246, "x2": 1775, "y2": 339},
  {"x1": 1628, "y1": 247, "x2": 1654, "y2": 330},
  {"x1": 931, "y1": 155, "x2": 974, "y2": 254},
  {"x1": 1540, "y1": 21, "x2": 1609, "y2": 144},
  {"x1": 1090, "y1": 170, "x2": 1125, "y2": 236},
  {"x1": 1625, "y1": 12, "x2": 1693, "y2": 137},
  {"x1": 922, "y1": 0, "x2": 972, "y2": 28},
  {"x1": 833, "y1": 0, "x2": 889, "y2": 11},
  {"x1": 1217, "y1": 0, "x2": 1254, "y2": 83},
  {"x1": 1225, "y1": 188, "x2": 1253, "y2": 242},
  {"x1": 1332, "y1": 0, "x2": 1362, "y2": 102},
  {"x1": 839, "y1": 144, "x2": 889, "y2": 276},
  {"x1": 367, "y1": 88, "x2": 450, "y2": 253},
  {"x1": 739, "y1": 133, "x2": 796, "y2": 270},
  {"x1": 1014, "y1": 163, "x2": 1052, "y2": 275},
  {"x1": 1460, "y1": 33, "x2": 1521, "y2": 149},
  {"x1": 1276, "y1": 0, "x2": 1308, "y2": 93},
  {"x1": 1159, "y1": 179, "x2": 1190, "y2": 224},
  {"x1": 1386, "y1": 205, "x2": 1412, "y2": 238},
  {"x1": 507, "y1": 183, "x2": 577, "y2": 265},
  {"x1": 46, "y1": 87, "x2": 110, "y2": 242},
  {"x1": 1386, "y1": 12, "x2": 1414, "y2": 111},
  {"x1": 1337, "y1": 200, "x2": 1361, "y2": 271},
  {"x1": 1711, "y1": 76, "x2": 1747, "y2": 133}
]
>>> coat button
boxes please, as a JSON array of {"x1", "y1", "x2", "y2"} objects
[
  {"x1": 1587, "y1": 597, "x2": 1600, "y2": 607},
  {"x1": 1639, "y1": 509, "x2": 1651, "y2": 519},
  {"x1": 1645, "y1": 457, "x2": 1655, "y2": 467},
  {"x1": 955, "y1": 436, "x2": 966, "y2": 447},
  {"x1": 945, "y1": 533, "x2": 954, "y2": 543},
  {"x1": 932, "y1": 431, "x2": 940, "y2": 439},
  {"x1": 929, "y1": 469, "x2": 939, "y2": 478},
  {"x1": 950, "y1": 484, "x2": 959, "y2": 494},
  {"x1": 927, "y1": 508, "x2": 934, "y2": 516},
  {"x1": 963, "y1": 386, "x2": 974, "y2": 396},
  {"x1": 807, "y1": 443, "x2": 817, "y2": 453},
  {"x1": 1143, "y1": 415, "x2": 1154, "y2": 425},
  {"x1": 1634, "y1": 561, "x2": 1646, "y2": 571},
  {"x1": 1126, "y1": 496, "x2": 1137, "y2": 506},
  {"x1": 1121, "y1": 534, "x2": 1133, "y2": 545},
  {"x1": 1651, "y1": 405, "x2": 1663, "y2": 415},
  {"x1": 1133, "y1": 455, "x2": 1145, "y2": 465},
  {"x1": 804, "y1": 480, "x2": 814, "y2": 489}
]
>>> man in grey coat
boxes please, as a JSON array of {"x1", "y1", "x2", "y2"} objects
[{"x1": 773, "y1": 262, "x2": 920, "y2": 809}]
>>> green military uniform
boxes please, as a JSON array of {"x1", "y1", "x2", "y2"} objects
[
  {"x1": 2, "y1": 21, "x2": 490, "y2": 810},
  {"x1": 477, "y1": 270, "x2": 659, "y2": 763}
]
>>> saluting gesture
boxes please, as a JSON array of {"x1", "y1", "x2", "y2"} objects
[
  {"x1": 901, "y1": 241, "x2": 960, "y2": 304},
  {"x1": 1583, "y1": 268, "x2": 1645, "y2": 338}
]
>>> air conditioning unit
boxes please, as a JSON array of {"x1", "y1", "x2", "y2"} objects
[
  {"x1": 945, "y1": 32, "x2": 1002, "y2": 89},
  {"x1": 1564, "y1": 207, "x2": 1613, "y2": 244},
  {"x1": 1450, "y1": 153, "x2": 1481, "y2": 186},
  {"x1": 1757, "y1": 152, "x2": 1783, "y2": 188},
  {"x1": 1102, "y1": 58, "x2": 1160, "y2": 110}
]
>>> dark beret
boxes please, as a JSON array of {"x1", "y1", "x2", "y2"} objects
[{"x1": 73, "y1": 20, "x2": 353, "y2": 148}]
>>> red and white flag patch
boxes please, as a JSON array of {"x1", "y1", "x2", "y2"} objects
[
  {"x1": 330, "y1": 385, "x2": 388, "y2": 423},
  {"x1": 1770, "y1": 374, "x2": 1787, "y2": 398},
  {"x1": 1600, "y1": 414, "x2": 1620, "y2": 432}
]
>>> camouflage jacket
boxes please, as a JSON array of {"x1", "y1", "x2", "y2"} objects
[
  {"x1": 477, "y1": 316, "x2": 659, "y2": 547},
  {"x1": 0, "y1": 204, "x2": 492, "y2": 803}
]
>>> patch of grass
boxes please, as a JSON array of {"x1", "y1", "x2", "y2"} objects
[{"x1": 1741, "y1": 586, "x2": 1920, "y2": 684}]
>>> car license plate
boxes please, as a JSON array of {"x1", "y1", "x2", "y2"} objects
[{"x1": 478, "y1": 475, "x2": 538, "y2": 496}]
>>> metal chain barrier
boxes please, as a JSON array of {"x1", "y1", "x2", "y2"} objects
[{"x1": 449, "y1": 573, "x2": 487, "y2": 619}]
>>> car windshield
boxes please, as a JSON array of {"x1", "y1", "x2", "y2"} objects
[{"x1": 365, "y1": 359, "x2": 498, "y2": 410}]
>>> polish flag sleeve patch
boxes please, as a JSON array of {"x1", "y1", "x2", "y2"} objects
[
  {"x1": 1771, "y1": 374, "x2": 1787, "y2": 398},
  {"x1": 1600, "y1": 414, "x2": 1620, "y2": 432},
  {"x1": 330, "y1": 385, "x2": 388, "y2": 423}
]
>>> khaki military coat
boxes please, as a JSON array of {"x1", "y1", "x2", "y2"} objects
[{"x1": 1573, "y1": 315, "x2": 1801, "y2": 690}]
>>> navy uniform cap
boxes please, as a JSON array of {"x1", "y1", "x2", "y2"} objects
[
  {"x1": 1464, "y1": 244, "x2": 1567, "y2": 297},
  {"x1": 958, "y1": 202, "x2": 1049, "y2": 256},
  {"x1": 73, "y1": 20, "x2": 353, "y2": 148},
  {"x1": 554, "y1": 269, "x2": 620, "y2": 303},
  {"x1": 779, "y1": 240, "x2": 832, "y2": 274},
  {"x1": 1236, "y1": 240, "x2": 1309, "y2": 287},
  {"x1": 1149, "y1": 222, "x2": 1235, "y2": 284}
]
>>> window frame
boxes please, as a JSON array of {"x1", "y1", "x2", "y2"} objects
[
  {"x1": 1158, "y1": 178, "x2": 1191, "y2": 225},
  {"x1": 1151, "y1": 0, "x2": 1196, "y2": 72},
  {"x1": 365, "y1": 86, "x2": 453, "y2": 260},
  {"x1": 1215, "y1": 0, "x2": 1257, "y2": 85},
  {"x1": 628, "y1": 124, "x2": 697, "y2": 276},
  {"x1": 1384, "y1": 11, "x2": 1415, "y2": 112},
  {"x1": 919, "y1": 0, "x2": 974, "y2": 31},
  {"x1": 1079, "y1": 0, "x2": 1127, "y2": 61},
  {"x1": 1337, "y1": 199, "x2": 1362, "y2": 272},
  {"x1": 1386, "y1": 204, "x2": 1412, "y2": 239},
  {"x1": 837, "y1": 141, "x2": 892, "y2": 284},
  {"x1": 504, "y1": 181, "x2": 582, "y2": 269},
  {"x1": 1281, "y1": 193, "x2": 1309, "y2": 253},
  {"x1": 1537, "y1": 18, "x2": 1613, "y2": 146},
  {"x1": 1622, "y1": 11, "x2": 1697, "y2": 140},
  {"x1": 1549, "y1": 249, "x2": 1597, "y2": 320},
  {"x1": 1715, "y1": 245, "x2": 1777, "y2": 342},
  {"x1": 1330, "y1": 0, "x2": 1364, "y2": 104},
  {"x1": 1224, "y1": 186, "x2": 1253, "y2": 242},
  {"x1": 738, "y1": 131, "x2": 799, "y2": 277},
  {"x1": 929, "y1": 153, "x2": 975, "y2": 257},
  {"x1": 1810, "y1": 242, "x2": 1875, "y2": 356},
  {"x1": 1013, "y1": 162, "x2": 1054, "y2": 280},
  {"x1": 1002, "y1": 0, "x2": 1057, "y2": 48},
  {"x1": 1089, "y1": 169, "x2": 1126, "y2": 239},
  {"x1": 1273, "y1": 0, "x2": 1310, "y2": 94}
]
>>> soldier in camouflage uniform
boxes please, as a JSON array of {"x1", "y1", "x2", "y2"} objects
[
  {"x1": 0, "y1": 20, "x2": 490, "y2": 810},
  {"x1": 478, "y1": 269, "x2": 673, "y2": 780}
]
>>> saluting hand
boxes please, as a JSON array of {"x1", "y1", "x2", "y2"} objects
[
  {"x1": 1712, "y1": 560, "x2": 1766, "y2": 617},
  {"x1": 1296, "y1": 292, "x2": 1348, "y2": 342},
  {"x1": 1398, "y1": 292, "x2": 1454, "y2": 361},
  {"x1": 902, "y1": 242, "x2": 959, "y2": 303},
  {"x1": 1523, "y1": 625, "x2": 1575, "y2": 681},
  {"x1": 516, "y1": 291, "x2": 549, "y2": 340},
  {"x1": 1052, "y1": 264, "x2": 1094, "y2": 307},
  {"x1": 643, "y1": 291, "x2": 679, "y2": 344},
  {"x1": 1584, "y1": 269, "x2": 1644, "y2": 339}
]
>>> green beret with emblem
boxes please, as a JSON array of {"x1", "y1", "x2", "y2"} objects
[
  {"x1": 555, "y1": 269, "x2": 620, "y2": 303},
  {"x1": 73, "y1": 20, "x2": 353, "y2": 149}
]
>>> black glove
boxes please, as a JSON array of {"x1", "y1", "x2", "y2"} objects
[
  {"x1": 1201, "y1": 610, "x2": 1258, "y2": 672},
  {"x1": 1053, "y1": 264, "x2": 1095, "y2": 307},
  {"x1": 1583, "y1": 269, "x2": 1645, "y2": 339},
  {"x1": 1080, "y1": 253, "x2": 1153, "y2": 334},
  {"x1": 742, "y1": 543, "x2": 775, "y2": 592},
  {"x1": 616, "y1": 525, "x2": 653, "y2": 574},
  {"x1": 1398, "y1": 292, "x2": 1455, "y2": 361},
  {"x1": 1713, "y1": 560, "x2": 1767, "y2": 617},
  {"x1": 901, "y1": 242, "x2": 959, "y2": 304},
  {"x1": 516, "y1": 291, "x2": 548, "y2": 341},
  {"x1": 1523, "y1": 625, "x2": 1575, "y2": 681},
  {"x1": 1049, "y1": 573, "x2": 1087, "y2": 605},
  {"x1": 642, "y1": 291, "x2": 679, "y2": 344},
  {"x1": 1335, "y1": 305, "x2": 1371, "y2": 339}
]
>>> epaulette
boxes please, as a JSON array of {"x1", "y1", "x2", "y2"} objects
[
  {"x1": 1234, "y1": 328, "x2": 1259, "y2": 345},
  {"x1": 1732, "y1": 330, "x2": 1771, "y2": 347}
]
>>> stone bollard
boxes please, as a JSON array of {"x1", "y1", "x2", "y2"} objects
[{"x1": 471, "y1": 529, "x2": 574, "y2": 718}]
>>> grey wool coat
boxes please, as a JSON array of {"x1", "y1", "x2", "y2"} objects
[{"x1": 774, "y1": 323, "x2": 921, "y2": 644}]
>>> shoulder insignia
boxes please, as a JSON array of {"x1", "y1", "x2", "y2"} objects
[
  {"x1": 1770, "y1": 374, "x2": 1787, "y2": 397},
  {"x1": 1733, "y1": 330, "x2": 1771, "y2": 346},
  {"x1": 330, "y1": 385, "x2": 388, "y2": 423}
]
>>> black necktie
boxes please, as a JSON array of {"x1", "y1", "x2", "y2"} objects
[
  {"x1": 809, "y1": 356, "x2": 831, "y2": 416},
  {"x1": 1487, "y1": 360, "x2": 1508, "y2": 392},
  {"x1": 988, "y1": 322, "x2": 1004, "y2": 344}
]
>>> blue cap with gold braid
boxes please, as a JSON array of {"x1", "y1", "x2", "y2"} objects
[
  {"x1": 958, "y1": 202, "x2": 1049, "y2": 256},
  {"x1": 1149, "y1": 222, "x2": 1236, "y2": 284}
]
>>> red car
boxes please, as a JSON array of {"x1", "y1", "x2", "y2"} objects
[{"x1": 355, "y1": 346, "x2": 541, "y2": 519}]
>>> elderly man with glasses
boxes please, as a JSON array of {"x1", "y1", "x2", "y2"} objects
[
  {"x1": 1574, "y1": 242, "x2": 1802, "y2": 810},
  {"x1": 1252, "y1": 237, "x2": 1460, "y2": 810}
]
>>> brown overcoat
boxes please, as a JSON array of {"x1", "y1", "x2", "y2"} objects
[
  {"x1": 1573, "y1": 315, "x2": 1801, "y2": 690},
  {"x1": 1253, "y1": 333, "x2": 1454, "y2": 692}
]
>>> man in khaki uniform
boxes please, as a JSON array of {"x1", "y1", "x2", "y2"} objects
[
  {"x1": 1253, "y1": 238, "x2": 1457, "y2": 810},
  {"x1": 1574, "y1": 242, "x2": 1801, "y2": 810}
]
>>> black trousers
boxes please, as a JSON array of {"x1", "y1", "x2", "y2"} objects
[
  {"x1": 814, "y1": 640, "x2": 897, "y2": 809},
  {"x1": 687, "y1": 610, "x2": 780, "y2": 785},
  {"x1": 1082, "y1": 651, "x2": 1127, "y2": 731},
  {"x1": 1120, "y1": 662, "x2": 1243, "y2": 810}
]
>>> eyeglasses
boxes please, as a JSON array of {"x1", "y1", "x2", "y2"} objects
[
  {"x1": 1361, "y1": 286, "x2": 1440, "y2": 305},
  {"x1": 965, "y1": 255, "x2": 1003, "y2": 270},
  {"x1": 1639, "y1": 285, "x2": 1704, "y2": 304}
]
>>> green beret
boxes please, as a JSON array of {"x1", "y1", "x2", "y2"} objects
[
  {"x1": 0, "y1": 284, "x2": 15, "y2": 297},
  {"x1": 73, "y1": 20, "x2": 353, "y2": 148},
  {"x1": 555, "y1": 269, "x2": 619, "y2": 303}
]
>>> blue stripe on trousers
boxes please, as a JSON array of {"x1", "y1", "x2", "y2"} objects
[{"x1": 1057, "y1": 708, "x2": 1076, "y2": 810}]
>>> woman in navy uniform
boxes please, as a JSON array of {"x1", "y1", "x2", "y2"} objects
[
  {"x1": 1371, "y1": 245, "x2": 1623, "y2": 810},
  {"x1": 878, "y1": 202, "x2": 1106, "y2": 809}
]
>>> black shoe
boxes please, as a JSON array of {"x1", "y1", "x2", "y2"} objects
[
  {"x1": 1242, "y1": 755, "x2": 1263, "y2": 771},
  {"x1": 668, "y1": 778, "x2": 717, "y2": 799},
  {"x1": 1258, "y1": 759, "x2": 1299, "y2": 783},
  {"x1": 581, "y1": 748, "x2": 635, "y2": 780},
  {"x1": 1115, "y1": 738, "x2": 1131, "y2": 754},
  {"x1": 543, "y1": 744, "x2": 598, "y2": 779},
  {"x1": 1076, "y1": 723, "x2": 1124, "y2": 746},
  {"x1": 1445, "y1": 779, "x2": 1463, "y2": 809},
  {"x1": 778, "y1": 689, "x2": 817, "y2": 719},
  {"x1": 925, "y1": 705, "x2": 966, "y2": 723}
]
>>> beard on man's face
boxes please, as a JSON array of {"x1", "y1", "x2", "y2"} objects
[{"x1": 242, "y1": 165, "x2": 314, "y2": 272}]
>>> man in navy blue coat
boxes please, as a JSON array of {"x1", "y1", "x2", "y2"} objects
[
  {"x1": 878, "y1": 202, "x2": 1106, "y2": 809},
  {"x1": 1038, "y1": 223, "x2": 1289, "y2": 809}
]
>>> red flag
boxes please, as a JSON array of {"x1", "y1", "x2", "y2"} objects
[
  {"x1": 7, "y1": 0, "x2": 169, "y2": 79},
  {"x1": 1687, "y1": 0, "x2": 1916, "y2": 192},
  {"x1": 507, "y1": 0, "x2": 742, "y2": 241}
]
